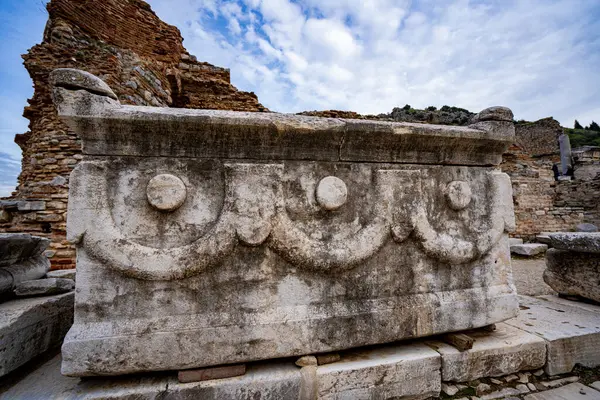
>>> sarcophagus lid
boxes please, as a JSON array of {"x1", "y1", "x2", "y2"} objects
[{"x1": 52, "y1": 68, "x2": 518, "y2": 376}]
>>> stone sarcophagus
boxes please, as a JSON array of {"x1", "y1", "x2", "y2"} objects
[{"x1": 52, "y1": 69, "x2": 518, "y2": 376}]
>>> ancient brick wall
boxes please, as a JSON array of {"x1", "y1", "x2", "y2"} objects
[
  {"x1": 0, "y1": 0, "x2": 266, "y2": 270},
  {"x1": 503, "y1": 120, "x2": 600, "y2": 239}
]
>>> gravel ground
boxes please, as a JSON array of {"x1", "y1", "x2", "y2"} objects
[{"x1": 511, "y1": 256, "x2": 556, "y2": 297}]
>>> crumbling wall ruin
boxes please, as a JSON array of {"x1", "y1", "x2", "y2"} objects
[
  {"x1": 504, "y1": 119, "x2": 600, "y2": 239},
  {"x1": 0, "y1": 0, "x2": 266, "y2": 270}
]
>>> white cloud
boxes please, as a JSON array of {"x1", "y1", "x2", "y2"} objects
[{"x1": 148, "y1": 0, "x2": 600, "y2": 126}]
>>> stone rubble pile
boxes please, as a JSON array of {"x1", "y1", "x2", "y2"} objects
[
  {"x1": 0, "y1": 233, "x2": 75, "y2": 301},
  {"x1": 0, "y1": 233, "x2": 75, "y2": 378},
  {"x1": 544, "y1": 232, "x2": 600, "y2": 302}
]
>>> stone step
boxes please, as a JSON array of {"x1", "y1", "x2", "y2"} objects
[
  {"x1": 504, "y1": 295, "x2": 600, "y2": 375},
  {"x1": 511, "y1": 243, "x2": 548, "y2": 256},
  {"x1": 426, "y1": 322, "x2": 546, "y2": 382}
]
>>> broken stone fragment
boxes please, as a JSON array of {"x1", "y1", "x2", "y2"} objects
[
  {"x1": 510, "y1": 243, "x2": 548, "y2": 256},
  {"x1": 471, "y1": 106, "x2": 514, "y2": 123},
  {"x1": 548, "y1": 232, "x2": 600, "y2": 253},
  {"x1": 14, "y1": 278, "x2": 75, "y2": 297},
  {"x1": 295, "y1": 355, "x2": 317, "y2": 367},
  {"x1": 544, "y1": 248, "x2": 600, "y2": 302},
  {"x1": 49, "y1": 68, "x2": 118, "y2": 99},
  {"x1": 46, "y1": 269, "x2": 76, "y2": 281},
  {"x1": 441, "y1": 383, "x2": 459, "y2": 396}
]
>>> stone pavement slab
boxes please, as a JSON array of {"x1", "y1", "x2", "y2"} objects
[
  {"x1": 427, "y1": 322, "x2": 546, "y2": 382},
  {"x1": 539, "y1": 295, "x2": 600, "y2": 314},
  {"x1": 511, "y1": 243, "x2": 548, "y2": 256},
  {"x1": 504, "y1": 295, "x2": 600, "y2": 375},
  {"x1": 1, "y1": 342, "x2": 440, "y2": 399},
  {"x1": 524, "y1": 382, "x2": 600, "y2": 400},
  {"x1": 314, "y1": 342, "x2": 440, "y2": 399},
  {"x1": 0, "y1": 292, "x2": 74, "y2": 377}
]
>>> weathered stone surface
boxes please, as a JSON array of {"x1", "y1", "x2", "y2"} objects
[
  {"x1": 511, "y1": 243, "x2": 548, "y2": 256},
  {"x1": 472, "y1": 106, "x2": 514, "y2": 123},
  {"x1": 56, "y1": 70, "x2": 518, "y2": 376},
  {"x1": 14, "y1": 278, "x2": 74, "y2": 297},
  {"x1": 0, "y1": 292, "x2": 74, "y2": 377},
  {"x1": 548, "y1": 232, "x2": 600, "y2": 253},
  {"x1": 50, "y1": 68, "x2": 118, "y2": 100},
  {"x1": 524, "y1": 382, "x2": 600, "y2": 400},
  {"x1": 0, "y1": 233, "x2": 50, "y2": 267},
  {"x1": 2, "y1": 344, "x2": 439, "y2": 399},
  {"x1": 0, "y1": 233, "x2": 51, "y2": 298},
  {"x1": 314, "y1": 343, "x2": 441, "y2": 400},
  {"x1": 0, "y1": 358, "x2": 302, "y2": 400},
  {"x1": 46, "y1": 268, "x2": 76, "y2": 281},
  {"x1": 504, "y1": 295, "x2": 600, "y2": 375},
  {"x1": 544, "y1": 248, "x2": 600, "y2": 302},
  {"x1": 428, "y1": 323, "x2": 546, "y2": 382}
]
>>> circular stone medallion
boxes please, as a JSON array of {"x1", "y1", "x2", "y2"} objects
[
  {"x1": 445, "y1": 180, "x2": 472, "y2": 211},
  {"x1": 146, "y1": 174, "x2": 187, "y2": 212},
  {"x1": 316, "y1": 176, "x2": 348, "y2": 211}
]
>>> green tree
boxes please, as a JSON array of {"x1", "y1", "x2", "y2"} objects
[
  {"x1": 590, "y1": 121, "x2": 600, "y2": 132},
  {"x1": 574, "y1": 120, "x2": 583, "y2": 129}
]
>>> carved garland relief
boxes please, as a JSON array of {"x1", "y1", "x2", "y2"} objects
[{"x1": 74, "y1": 162, "x2": 514, "y2": 281}]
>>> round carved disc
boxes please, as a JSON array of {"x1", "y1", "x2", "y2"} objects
[
  {"x1": 316, "y1": 176, "x2": 348, "y2": 211},
  {"x1": 146, "y1": 174, "x2": 187, "y2": 212},
  {"x1": 445, "y1": 180, "x2": 472, "y2": 210}
]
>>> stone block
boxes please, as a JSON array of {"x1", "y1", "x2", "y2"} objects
[
  {"x1": 427, "y1": 322, "x2": 546, "y2": 382},
  {"x1": 0, "y1": 233, "x2": 50, "y2": 267},
  {"x1": 548, "y1": 232, "x2": 600, "y2": 253},
  {"x1": 544, "y1": 248, "x2": 600, "y2": 302},
  {"x1": 46, "y1": 268, "x2": 76, "y2": 281},
  {"x1": 54, "y1": 69, "x2": 518, "y2": 376},
  {"x1": 314, "y1": 343, "x2": 441, "y2": 400},
  {"x1": 17, "y1": 200, "x2": 46, "y2": 211},
  {"x1": 14, "y1": 278, "x2": 75, "y2": 297},
  {"x1": 524, "y1": 382, "x2": 600, "y2": 400},
  {"x1": 509, "y1": 238, "x2": 524, "y2": 246},
  {"x1": 0, "y1": 292, "x2": 74, "y2": 377},
  {"x1": 504, "y1": 295, "x2": 600, "y2": 375},
  {"x1": 510, "y1": 243, "x2": 548, "y2": 256}
]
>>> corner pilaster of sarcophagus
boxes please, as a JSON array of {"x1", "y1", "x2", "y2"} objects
[
  {"x1": 468, "y1": 106, "x2": 516, "y2": 154},
  {"x1": 50, "y1": 68, "x2": 121, "y2": 131}
]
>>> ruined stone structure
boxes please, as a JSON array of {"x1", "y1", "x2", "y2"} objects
[
  {"x1": 0, "y1": 233, "x2": 74, "y2": 377},
  {"x1": 53, "y1": 69, "x2": 518, "y2": 376},
  {"x1": 505, "y1": 119, "x2": 600, "y2": 239},
  {"x1": 0, "y1": 0, "x2": 265, "y2": 270},
  {"x1": 544, "y1": 232, "x2": 600, "y2": 302}
]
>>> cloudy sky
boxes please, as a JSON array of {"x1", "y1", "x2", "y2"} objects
[{"x1": 0, "y1": 0, "x2": 600, "y2": 196}]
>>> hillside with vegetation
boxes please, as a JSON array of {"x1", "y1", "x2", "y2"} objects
[{"x1": 566, "y1": 120, "x2": 600, "y2": 148}]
